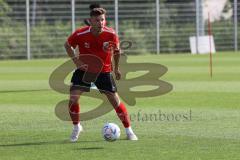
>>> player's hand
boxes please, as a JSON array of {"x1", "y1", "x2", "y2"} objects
[
  {"x1": 72, "y1": 57, "x2": 87, "y2": 70},
  {"x1": 114, "y1": 69, "x2": 121, "y2": 80}
]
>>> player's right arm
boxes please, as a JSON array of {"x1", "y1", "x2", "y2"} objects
[
  {"x1": 64, "y1": 41, "x2": 78, "y2": 65},
  {"x1": 64, "y1": 30, "x2": 82, "y2": 68}
]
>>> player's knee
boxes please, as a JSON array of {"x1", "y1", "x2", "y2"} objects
[
  {"x1": 69, "y1": 94, "x2": 79, "y2": 104},
  {"x1": 104, "y1": 91, "x2": 115, "y2": 98},
  {"x1": 104, "y1": 92, "x2": 120, "y2": 107}
]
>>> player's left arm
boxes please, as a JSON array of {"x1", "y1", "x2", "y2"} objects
[
  {"x1": 113, "y1": 51, "x2": 121, "y2": 80},
  {"x1": 113, "y1": 34, "x2": 121, "y2": 80}
]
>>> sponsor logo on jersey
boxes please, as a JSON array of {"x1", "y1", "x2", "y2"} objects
[{"x1": 84, "y1": 42, "x2": 90, "y2": 48}]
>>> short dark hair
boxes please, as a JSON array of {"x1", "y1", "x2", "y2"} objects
[
  {"x1": 90, "y1": 8, "x2": 106, "y2": 17},
  {"x1": 89, "y1": 3, "x2": 101, "y2": 10}
]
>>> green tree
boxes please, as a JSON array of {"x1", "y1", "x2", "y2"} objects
[{"x1": 0, "y1": 0, "x2": 11, "y2": 22}]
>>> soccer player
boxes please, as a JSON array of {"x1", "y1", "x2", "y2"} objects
[
  {"x1": 64, "y1": 7, "x2": 138, "y2": 142},
  {"x1": 84, "y1": 3, "x2": 101, "y2": 26},
  {"x1": 84, "y1": 3, "x2": 107, "y2": 27}
]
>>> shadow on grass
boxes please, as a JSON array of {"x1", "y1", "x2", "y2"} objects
[
  {"x1": 77, "y1": 147, "x2": 104, "y2": 150},
  {"x1": 75, "y1": 139, "x2": 130, "y2": 150},
  {"x1": 0, "y1": 89, "x2": 50, "y2": 93},
  {"x1": 0, "y1": 139, "x2": 103, "y2": 147}
]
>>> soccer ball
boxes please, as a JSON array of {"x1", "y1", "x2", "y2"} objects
[{"x1": 102, "y1": 123, "x2": 121, "y2": 142}]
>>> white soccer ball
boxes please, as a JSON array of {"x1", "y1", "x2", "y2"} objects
[{"x1": 102, "y1": 123, "x2": 121, "y2": 142}]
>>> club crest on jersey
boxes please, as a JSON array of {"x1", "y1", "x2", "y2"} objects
[
  {"x1": 84, "y1": 42, "x2": 90, "y2": 48},
  {"x1": 103, "y1": 42, "x2": 110, "y2": 52}
]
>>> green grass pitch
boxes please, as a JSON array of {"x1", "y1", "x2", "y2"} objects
[{"x1": 0, "y1": 52, "x2": 240, "y2": 160}]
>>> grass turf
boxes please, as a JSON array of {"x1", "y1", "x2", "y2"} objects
[{"x1": 0, "y1": 52, "x2": 240, "y2": 160}]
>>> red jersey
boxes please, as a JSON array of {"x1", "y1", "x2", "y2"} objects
[{"x1": 67, "y1": 26, "x2": 120, "y2": 73}]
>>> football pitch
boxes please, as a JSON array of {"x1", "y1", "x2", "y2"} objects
[{"x1": 0, "y1": 52, "x2": 240, "y2": 160}]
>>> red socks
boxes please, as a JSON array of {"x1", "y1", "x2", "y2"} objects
[
  {"x1": 115, "y1": 102, "x2": 130, "y2": 128},
  {"x1": 69, "y1": 102, "x2": 130, "y2": 127},
  {"x1": 69, "y1": 102, "x2": 80, "y2": 125}
]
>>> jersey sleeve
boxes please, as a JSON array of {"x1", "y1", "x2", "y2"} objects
[{"x1": 67, "y1": 30, "x2": 78, "y2": 49}]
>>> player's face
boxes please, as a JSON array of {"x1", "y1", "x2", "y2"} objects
[{"x1": 90, "y1": 14, "x2": 106, "y2": 33}]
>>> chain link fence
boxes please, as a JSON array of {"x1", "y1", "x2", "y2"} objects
[{"x1": 0, "y1": 0, "x2": 239, "y2": 59}]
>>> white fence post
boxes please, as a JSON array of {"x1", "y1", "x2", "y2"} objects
[
  {"x1": 26, "y1": 0, "x2": 30, "y2": 60},
  {"x1": 199, "y1": 0, "x2": 204, "y2": 36},
  {"x1": 115, "y1": 0, "x2": 119, "y2": 35},
  {"x1": 71, "y1": 0, "x2": 75, "y2": 33},
  {"x1": 195, "y1": 0, "x2": 200, "y2": 54},
  {"x1": 156, "y1": 0, "x2": 160, "y2": 54},
  {"x1": 234, "y1": 0, "x2": 238, "y2": 52}
]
